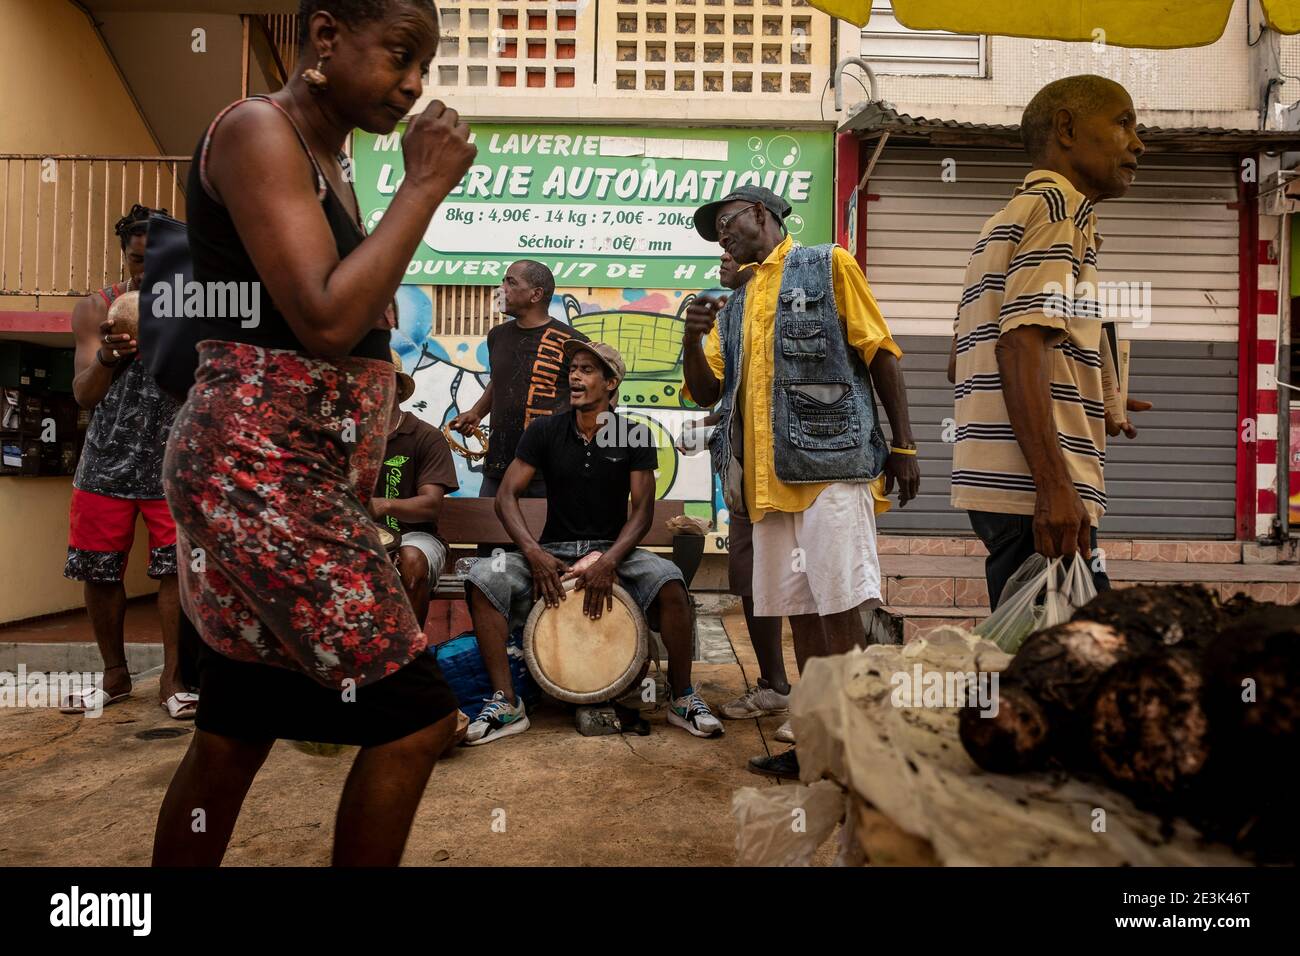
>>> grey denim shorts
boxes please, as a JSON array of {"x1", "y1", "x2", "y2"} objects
[{"x1": 465, "y1": 540, "x2": 685, "y2": 631}]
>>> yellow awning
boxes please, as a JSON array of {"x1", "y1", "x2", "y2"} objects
[{"x1": 812, "y1": 0, "x2": 1300, "y2": 48}]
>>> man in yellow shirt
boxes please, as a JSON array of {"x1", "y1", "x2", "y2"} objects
[{"x1": 683, "y1": 186, "x2": 919, "y2": 778}]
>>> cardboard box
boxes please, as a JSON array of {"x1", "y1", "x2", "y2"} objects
[
  {"x1": 47, "y1": 348, "x2": 75, "y2": 393},
  {"x1": 18, "y1": 392, "x2": 46, "y2": 436},
  {"x1": 38, "y1": 437, "x2": 77, "y2": 475},
  {"x1": 39, "y1": 440, "x2": 63, "y2": 473},
  {"x1": 21, "y1": 439, "x2": 42, "y2": 475},
  {"x1": 0, "y1": 341, "x2": 51, "y2": 389},
  {"x1": 46, "y1": 394, "x2": 80, "y2": 441}
]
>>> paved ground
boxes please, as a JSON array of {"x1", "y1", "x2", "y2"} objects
[{"x1": 0, "y1": 609, "x2": 823, "y2": 867}]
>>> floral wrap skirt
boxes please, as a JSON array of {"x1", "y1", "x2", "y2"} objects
[{"x1": 164, "y1": 340, "x2": 427, "y2": 690}]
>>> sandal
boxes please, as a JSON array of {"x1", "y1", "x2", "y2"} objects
[
  {"x1": 60, "y1": 687, "x2": 130, "y2": 714},
  {"x1": 162, "y1": 692, "x2": 199, "y2": 720}
]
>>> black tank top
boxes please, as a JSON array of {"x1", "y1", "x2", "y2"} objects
[{"x1": 185, "y1": 95, "x2": 390, "y2": 360}]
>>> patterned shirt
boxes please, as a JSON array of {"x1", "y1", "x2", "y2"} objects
[
  {"x1": 950, "y1": 169, "x2": 1108, "y2": 522},
  {"x1": 73, "y1": 284, "x2": 181, "y2": 499}
]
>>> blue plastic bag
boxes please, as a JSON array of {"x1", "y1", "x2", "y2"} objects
[{"x1": 433, "y1": 627, "x2": 540, "y2": 720}]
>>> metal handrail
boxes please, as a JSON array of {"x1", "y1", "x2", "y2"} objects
[{"x1": 0, "y1": 154, "x2": 191, "y2": 298}]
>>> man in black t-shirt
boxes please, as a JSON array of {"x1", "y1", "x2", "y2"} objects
[
  {"x1": 464, "y1": 341, "x2": 723, "y2": 746},
  {"x1": 448, "y1": 260, "x2": 589, "y2": 498},
  {"x1": 371, "y1": 356, "x2": 460, "y2": 626}
]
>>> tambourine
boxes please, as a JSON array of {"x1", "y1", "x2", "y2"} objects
[{"x1": 442, "y1": 423, "x2": 489, "y2": 462}]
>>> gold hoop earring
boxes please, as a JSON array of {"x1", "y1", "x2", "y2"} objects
[{"x1": 303, "y1": 59, "x2": 329, "y2": 92}]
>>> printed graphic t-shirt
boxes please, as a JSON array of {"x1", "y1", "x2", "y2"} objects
[
  {"x1": 373, "y1": 413, "x2": 460, "y2": 541},
  {"x1": 483, "y1": 318, "x2": 589, "y2": 479}
]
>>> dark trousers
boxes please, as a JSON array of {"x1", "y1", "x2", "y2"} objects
[{"x1": 967, "y1": 510, "x2": 1111, "y2": 611}]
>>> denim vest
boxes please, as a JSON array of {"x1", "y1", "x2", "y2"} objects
[{"x1": 708, "y1": 244, "x2": 888, "y2": 501}]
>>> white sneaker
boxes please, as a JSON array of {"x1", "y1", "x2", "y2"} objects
[
  {"x1": 667, "y1": 687, "x2": 724, "y2": 738},
  {"x1": 464, "y1": 690, "x2": 530, "y2": 746},
  {"x1": 720, "y1": 680, "x2": 791, "y2": 719},
  {"x1": 773, "y1": 719, "x2": 795, "y2": 744}
]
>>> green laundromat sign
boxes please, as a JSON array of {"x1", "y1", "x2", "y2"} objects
[{"x1": 352, "y1": 123, "x2": 833, "y2": 289}]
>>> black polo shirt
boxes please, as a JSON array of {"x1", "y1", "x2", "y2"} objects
[{"x1": 514, "y1": 408, "x2": 658, "y2": 544}]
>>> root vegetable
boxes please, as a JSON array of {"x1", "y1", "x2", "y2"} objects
[
  {"x1": 961, "y1": 620, "x2": 1137, "y2": 771},
  {"x1": 1196, "y1": 606, "x2": 1300, "y2": 861},
  {"x1": 1089, "y1": 647, "x2": 1209, "y2": 804},
  {"x1": 958, "y1": 682, "x2": 1050, "y2": 772},
  {"x1": 1072, "y1": 584, "x2": 1220, "y2": 648}
]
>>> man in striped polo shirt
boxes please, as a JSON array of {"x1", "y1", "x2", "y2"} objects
[{"x1": 951, "y1": 75, "x2": 1149, "y2": 608}]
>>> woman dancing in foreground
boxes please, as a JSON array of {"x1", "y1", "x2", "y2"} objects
[{"x1": 152, "y1": 0, "x2": 475, "y2": 866}]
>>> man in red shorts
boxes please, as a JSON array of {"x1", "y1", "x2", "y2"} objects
[{"x1": 62, "y1": 204, "x2": 194, "y2": 718}]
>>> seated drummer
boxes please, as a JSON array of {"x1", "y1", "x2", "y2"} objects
[
  {"x1": 464, "y1": 340, "x2": 723, "y2": 746},
  {"x1": 370, "y1": 350, "x2": 460, "y2": 628}
]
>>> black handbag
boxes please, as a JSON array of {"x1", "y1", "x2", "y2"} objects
[{"x1": 139, "y1": 211, "x2": 201, "y2": 401}]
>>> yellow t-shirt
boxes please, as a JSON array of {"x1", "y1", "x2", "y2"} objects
[{"x1": 687, "y1": 236, "x2": 902, "y2": 520}]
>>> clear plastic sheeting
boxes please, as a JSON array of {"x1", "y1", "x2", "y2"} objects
[
  {"x1": 781, "y1": 626, "x2": 1246, "y2": 866},
  {"x1": 732, "y1": 781, "x2": 846, "y2": 867}
]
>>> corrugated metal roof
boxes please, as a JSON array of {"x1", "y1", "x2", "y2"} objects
[{"x1": 839, "y1": 102, "x2": 1300, "y2": 153}]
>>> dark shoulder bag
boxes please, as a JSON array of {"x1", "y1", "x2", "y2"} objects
[{"x1": 139, "y1": 211, "x2": 202, "y2": 401}]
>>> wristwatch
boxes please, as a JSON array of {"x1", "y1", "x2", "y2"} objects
[{"x1": 97, "y1": 346, "x2": 121, "y2": 368}]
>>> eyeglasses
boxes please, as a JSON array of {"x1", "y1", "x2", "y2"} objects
[{"x1": 716, "y1": 202, "x2": 760, "y2": 235}]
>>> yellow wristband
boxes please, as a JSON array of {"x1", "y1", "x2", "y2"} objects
[{"x1": 890, "y1": 446, "x2": 917, "y2": 456}]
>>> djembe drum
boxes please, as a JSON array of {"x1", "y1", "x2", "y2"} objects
[{"x1": 522, "y1": 580, "x2": 648, "y2": 705}]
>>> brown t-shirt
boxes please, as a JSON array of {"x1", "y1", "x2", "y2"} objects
[{"x1": 374, "y1": 413, "x2": 459, "y2": 541}]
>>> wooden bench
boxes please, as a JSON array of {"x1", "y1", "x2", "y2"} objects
[{"x1": 432, "y1": 497, "x2": 706, "y2": 599}]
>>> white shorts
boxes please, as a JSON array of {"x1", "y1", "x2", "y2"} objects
[
  {"x1": 399, "y1": 531, "x2": 449, "y2": 594},
  {"x1": 750, "y1": 481, "x2": 882, "y2": 618}
]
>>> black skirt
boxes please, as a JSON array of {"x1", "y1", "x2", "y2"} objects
[{"x1": 192, "y1": 637, "x2": 459, "y2": 747}]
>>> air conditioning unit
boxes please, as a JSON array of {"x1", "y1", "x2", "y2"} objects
[{"x1": 1259, "y1": 169, "x2": 1300, "y2": 215}]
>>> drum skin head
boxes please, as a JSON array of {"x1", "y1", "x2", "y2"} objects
[{"x1": 523, "y1": 581, "x2": 649, "y2": 705}]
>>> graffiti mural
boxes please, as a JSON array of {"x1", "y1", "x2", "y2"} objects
[{"x1": 390, "y1": 284, "x2": 731, "y2": 553}]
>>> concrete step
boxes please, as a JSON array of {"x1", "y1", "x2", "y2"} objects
[
  {"x1": 0, "y1": 641, "x2": 163, "y2": 676},
  {"x1": 878, "y1": 535, "x2": 1299, "y2": 565},
  {"x1": 883, "y1": 606, "x2": 990, "y2": 643},
  {"x1": 881, "y1": 554, "x2": 1300, "y2": 608}
]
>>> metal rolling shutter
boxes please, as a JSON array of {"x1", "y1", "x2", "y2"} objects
[{"x1": 867, "y1": 148, "x2": 1240, "y2": 537}]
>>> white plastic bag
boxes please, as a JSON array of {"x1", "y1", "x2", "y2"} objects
[{"x1": 975, "y1": 552, "x2": 1097, "y2": 653}]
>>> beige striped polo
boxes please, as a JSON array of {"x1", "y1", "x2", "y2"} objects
[{"x1": 951, "y1": 169, "x2": 1109, "y2": 522}]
